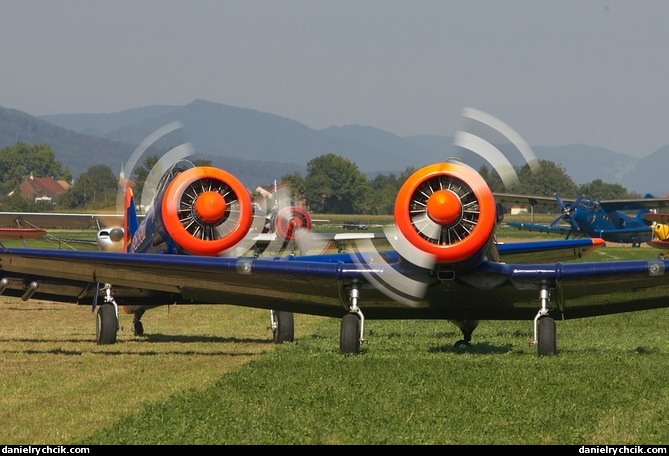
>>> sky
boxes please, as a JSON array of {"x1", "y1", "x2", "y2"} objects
[{"x1": 2, "y1": 0, "x2": 669, "y2": 158}]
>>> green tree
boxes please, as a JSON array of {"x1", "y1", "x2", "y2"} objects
[
  {"x1": 58, "y1": 164, "x2": 117, "y2": 210},
  {"x1": 303, "y1": 154, "x2": 369, "y2": 214},
  {"x1": 0, "y1": 142, "x2": 70, "y2": 195},
  {"x1": 362, "y1": 168, "x2": 416, "y2": 215},
  {"x1": 577, "y1": 179, "x2": 641, "y2": 200},
  {"x1": 478, "y1": 165, "x2": 506, "y2": 193},
  {"x1": 507, "y1": 160, "x2": 578, "y2": 198}
]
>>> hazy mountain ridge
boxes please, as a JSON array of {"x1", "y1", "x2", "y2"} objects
[{"x1": 1, "y1": 100, "x2": 666, "y2": 195}]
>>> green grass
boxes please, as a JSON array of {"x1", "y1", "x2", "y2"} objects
[
  {"x1": 74, "y1": 313, "x2": 669, "y2": 445},
  {"x1": 2, "y1": 226, "x2": 669, "y2": 444}
]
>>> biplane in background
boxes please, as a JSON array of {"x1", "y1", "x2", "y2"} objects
[
  {"x1": 641, "y1": 212, "x2": 669, "y2": 256},
  {"x1": 2, "y1": 110, "x2": 669, "y2": 357},
  {"x1": 496, "y1": 193, "x2": 669, "y2": 247}
]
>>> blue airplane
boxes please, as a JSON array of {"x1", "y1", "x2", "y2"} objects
[
  {"x1": 496, "y1": 192, "x2": 669, "y2": 247},
  {"x1": 4, "y1": 155, "x2": 669, "y2": 357},
  {"x1": 3, "y1": 110, "x2": 669, "y2": 357}
]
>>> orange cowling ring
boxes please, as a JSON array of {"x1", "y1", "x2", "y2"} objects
[
  {"x1": 161, "y1": 167, "x2": 253, "y2": 256},
  {"x1": 394, "y1": 162, "x2": 496, "y2": 263},
  {"x1": 275, "y1": 206, "x2": 312, "y2": 241}
]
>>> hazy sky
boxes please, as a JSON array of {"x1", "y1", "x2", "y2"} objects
[{"x1": 2, "y1": 0, "x2": 668, "y2": 157}]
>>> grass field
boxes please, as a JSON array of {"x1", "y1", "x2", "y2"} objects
[{"x1": 1, "y1": 220, "x2": 669, "y2": 444}]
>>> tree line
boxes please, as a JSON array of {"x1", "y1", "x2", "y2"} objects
[{"x1": 0, "y1": 142, "x2": 643, "y2": 214}]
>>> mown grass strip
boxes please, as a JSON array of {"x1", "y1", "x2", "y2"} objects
[{"x1": 76, "y1": 311, "x2": 669, "y2": 445}]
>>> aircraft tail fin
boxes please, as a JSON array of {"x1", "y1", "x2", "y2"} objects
[
  {"x1": 123, "y1": 186, "x2": 139, "y2": 252},
  {"x1": 636, "y1": 208, "x2": 653, "y2": 226}
]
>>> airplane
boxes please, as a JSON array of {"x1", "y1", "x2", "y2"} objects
[
  {"x1": 641, "y1": 212, "x2": 669, "y2": 256},
  {"x1": 2, "y1": 109, "x2": 669, "y2": 357},
  {"x1": 496, "y1": 192, "x2": 669, "y2": 247}
]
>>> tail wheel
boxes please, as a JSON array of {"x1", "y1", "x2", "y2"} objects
[
  {"x1": 394, "y1": 161, "x2": 496, "y2": 263},
  {"x1": 274, "y1": 206, "x2": 312, "y2": 241},
  {"x1": 162, "y1": 167, "x2": 253, "y2": 256}
]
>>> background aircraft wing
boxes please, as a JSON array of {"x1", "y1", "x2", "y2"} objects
[
  {"x1": 598, "y1": 198, "x2": 669, "y2": 212},
  {"x1": 0, "y1": 227, "x2": 47, "y2": 240},
  {"x1": 0, "y1": 211, "x2": 127, "y2": 230},
  {"x1": 495, "y1": 194, "x2": 669, "y2": 212},
  {"x1": 494, "y1": 193, "x2": 565, "y2": 206},
  {"x1": 642, "y1": 213, "x2": 669, "y2": 224},
  {"x1": 504, "y1": 221, "x2": 581, "y2": 236},
  {"x1": 496, "y1": 238, "x2": 604, "y2": 263},
  {"x1": 0, "y1": 211, "x2": 149, "y2": 230},
  {"x1": 647, "y1": 240, "x2": 669, "y2": 250}
]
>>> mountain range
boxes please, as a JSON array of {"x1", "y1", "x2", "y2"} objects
[{"x1": 0, "y1": 99, "x2": 666, "y2": 196}]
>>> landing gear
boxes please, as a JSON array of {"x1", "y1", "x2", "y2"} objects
[
  {"x1": 132, "y1": 319, "x2": 144, "y2": 336},
  {"x1": 96, "y1": 304, "x2": 118, "y2": 345},
  {"x1": 131, "y1": 308, "x2": 146, "y2": 336},
  {"x1": 95, "y1": 283, "x2": 119, "y2": 345},
  {"x1": 450, "y1": 319, "x2": 479, "y2": 350},
  {"x1": 531, "y1": 281, "x2": 558, "y2": 356},
  {"x1": 537, "y1": 315, "x2": 557, "y2": 356},
  {"x1": 269, "y1": 310, "x2": 294, "y2": 343},
  {"x1": 340, "y1": 313, "x2": 361, "y2": 354},
  {"x1": 340, "y1": 282, "x2": 365, "y2": 354}
]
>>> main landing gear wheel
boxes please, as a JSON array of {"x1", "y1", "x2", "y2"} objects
[
  {"x1": 96, "y1": 304, "x2": 118, "y2": 345},
  {"x1": 537, "y1": 316, "x2": 557, "y2": 356},
  {"x1": 340, "y1": 313, "x2": 361, "y2": 354},
  {"x1": 272, "y1": 311, "x2": 295, "y2": 343}
]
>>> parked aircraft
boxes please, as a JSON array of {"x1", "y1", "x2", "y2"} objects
[
  {"x1": 640, "y1": 212, "x2": 669, "y2": 255},
  {"x1": 3, "y1": 153, "x2": 669, "y2": 356},
  {"x1": 3, "y1": 109, "x2": 669, "y2": 357},
  {"x1": 496, "y1": 193, "x2": 669, "y2": 246}
]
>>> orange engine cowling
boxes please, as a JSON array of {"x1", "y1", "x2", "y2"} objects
[
  {"x1": 161, "y1": 167, "x2": 254, "y2": 256},
  {"x1": 274, "y1": 206, "x2": 312, "y2": 241},
  {"x1": 394, "y1": 160, "x2": 497, "y2": 263}
]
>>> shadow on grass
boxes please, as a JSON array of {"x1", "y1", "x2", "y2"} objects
[{"x1": 429, "y1": 341, "x2": 515, "y2": 355}]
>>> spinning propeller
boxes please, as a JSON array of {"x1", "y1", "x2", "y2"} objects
[
  {"x1": 549, "y1": 194, "x2": 583, "y2": 234},
  {"x1": 346, "y1": 108, "x2": 541, "y2": 304}
]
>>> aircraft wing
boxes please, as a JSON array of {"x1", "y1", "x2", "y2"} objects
[
  {"x1": 494, "y1": 193, "x2": 559, "y2": 206},
  {"x1": 0, "y1": 211, "x2": 132, "y2": 230},
  {"x1": 647, "y1": 240, "x2": 669, "y2": 250},
  {"x1": 495, "y1": 193, "x2": 669, "y2": 212},
  {"x1": 642, "y1": 213, "x2": 669, "y2": 224},
  {"x1": 598, "y1": 198, "x2": 669, "y2": 212},
  {"x1": 495, "y1": 238, "x2": 604, "y2": 263},
  {"x1": 1, "y1": 242, "x2": 667, "y2": 322},
  {"x1": 504, "y1": 221, "x2": 582, "y2": 236},
  {"x1": 0, "y1": 228, "x2": 47, "y2": 240}
]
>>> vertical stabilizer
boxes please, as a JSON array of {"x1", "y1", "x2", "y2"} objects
[{"x1": 123, "y1": 187, "x2": 139, "y2": 252}]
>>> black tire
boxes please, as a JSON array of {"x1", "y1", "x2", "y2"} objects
[
  {"x1": 454, "y1": 339, "x2": 470, "y2": 349},
  {"x1": 339, "y1": 313, "x2": 361, "y2": 354},
  {"x1": 537, "y1": 316, "x2": 557, "y2": 356},
  {"x1": 96, "y1": 305, "x2": 118, "y2": 345},
  {"x1": 132, "y1": 320, "x2": 144, "y2": 336},
  {"x1": 272, "y1": 311, "x2": 294, "y2": 343}
]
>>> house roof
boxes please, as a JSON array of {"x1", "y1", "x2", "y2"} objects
[{"x1": 18, "y1": 177, "x2": 70, "y2": 201}]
